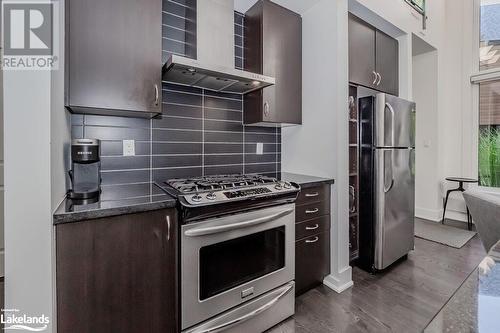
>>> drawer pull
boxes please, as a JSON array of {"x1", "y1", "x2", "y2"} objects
[
  {"x1": 305, "y1": 208, "x2": 319, "y2": 214},
  {"x1": 305, "y1": 192, "x2": 319, "y2": 197},
  {"x1": 305, "y1": 236, "x2": 319, "y2": 244},
  {"x1": 305, "y1": 224, "x2": 319, "y2": 230}
]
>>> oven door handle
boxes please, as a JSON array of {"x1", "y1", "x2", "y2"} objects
[
  {"x1": 184, "y1": 208, "x2": 294, "y2": 237},
  {"x1": 186, "y1": 281, "x2": 295, "y2": 333}
]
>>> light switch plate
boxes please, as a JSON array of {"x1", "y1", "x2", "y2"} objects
[
  {"x1": 123, "y1": 140, "x2": 135, "y2": 156},
  {"x1": 256, "y1": 143, "x2": 264, "y2": 155}
]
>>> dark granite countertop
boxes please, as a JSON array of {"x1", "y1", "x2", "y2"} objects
[
  {"x1": 425, "y1": 240, "x2": 500, "y2": 332},
  {"x1": 279, "y1": 172, "x2": 334, "y2": 189},
  {"x1": 53, "y1": 182, "x2": 177, "y2": 224}
]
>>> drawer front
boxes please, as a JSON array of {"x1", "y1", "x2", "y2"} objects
[
  {"x1": 295, "y1": 232, "x2": 330, "y2": 295},
  {"x1": 296, "y1": 215, "x2": 330, "y2": 241},
  {"x1": 296, "y1": 185, "x2": 329, "y2": 205},
  {"x1": 295, "y1": 200, "x2": 330, "y2": 222}
]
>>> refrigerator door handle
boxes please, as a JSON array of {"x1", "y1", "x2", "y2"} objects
[
  {"x1": 384, "y1": 150, "x2": 395, "y2": 193},
  {"x1": 385, "y1": 102, "x2": 396, "y2": 147}
]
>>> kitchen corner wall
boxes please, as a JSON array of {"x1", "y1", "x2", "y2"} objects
[{"x1": 71, "y1": 2, "x2": 281, "y2": 186}]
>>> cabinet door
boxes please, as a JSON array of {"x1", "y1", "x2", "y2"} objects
[
  {"x1": 244, "y1": 0, "x2": 302, "y2": 125},
  {"x1": 376, "y1": 30, "x2": 399, "y2": 96},
  {"x1": 67, "y1": 0, "x2": 162, "y2": 116},
  {"x1": 56, "y1": 209, "x2": 177, "y2": 333},
  {"x1": 262, "y1": 1, "x2": 302, "y2": 124},
  {"x1": 348, "y1": 14, "x2": 376, "y2": 89},
  {"x1": 295, "y1": 232, "x2": 330, "y2": 295}
]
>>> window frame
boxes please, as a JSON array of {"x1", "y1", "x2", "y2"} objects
[
  {"x1": 405, "y1": 0, "x2": 425, "y2": 13},
  {"x1": 472, "y1": 0, "x2": 500, "y2": 191},
  {"x1": 404, "y1": 0, "x2": 427, "y2": 29}
]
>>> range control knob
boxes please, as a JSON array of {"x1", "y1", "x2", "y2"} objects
[
  {"x1": 192, "y1": 194, "x2": 202, "y2": 202},
  {"x1": 206, "y1": 192, "x2": 217, "y2": 201},
  {"x1": 274, "y1": 184, "x2": 283, "y2": 190},
  {"x1": 283, "y1": 182, "x2": 292, "y2": 189}
]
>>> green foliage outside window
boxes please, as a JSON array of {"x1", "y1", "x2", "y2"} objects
[{"x1": 479, "y1": 127, "x2": 500, "y2": 187}]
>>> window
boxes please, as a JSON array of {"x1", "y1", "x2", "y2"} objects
[
  {"x1": 480, "y1": 0, "x2": 500, "y2": 70},
  {"x1": 410, "y1": 0, "x2": 425, "y2": 12},
  {"x1": 475, "y1": 2, "x2": 500, "y2": 187},
  {"x1": 479, "y1": 80, "x2": 500, "y2": 187},
  {"x1": 405, "y1": 0, "x2": 426, "y2": 29}
]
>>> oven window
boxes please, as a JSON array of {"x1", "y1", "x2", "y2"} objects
[{"x1": 199, "y1": 226, "x2": 285, "y2": 300}]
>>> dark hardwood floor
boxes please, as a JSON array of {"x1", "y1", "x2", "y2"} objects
[{"x1": 269, "y1": 221, "x2": 485, "y2": 333}]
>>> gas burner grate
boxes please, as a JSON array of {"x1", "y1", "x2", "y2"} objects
[{"x1": 165, "y1": 174, "x2": 278, "y2": 193}]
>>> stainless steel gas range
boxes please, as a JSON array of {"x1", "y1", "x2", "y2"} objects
[{"x1": 160, "y1": 175, "x2": 300, "y2": 333}]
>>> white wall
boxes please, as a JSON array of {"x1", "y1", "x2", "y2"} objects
[
  {"x1": 4, "y1": 0, "x2": 69, "y2": 329},
  {"x1": 413, "y1": 47, "x2": 441, "y2": 220},
  {"x1": 281, "y1": 0, "x2": 352, "y2": 292},
  {"x1": 4, "y1": 69, "x2": 54, "y2": 330}
]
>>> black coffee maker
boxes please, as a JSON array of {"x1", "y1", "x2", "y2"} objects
[{"x1": 68, "y1": 139, "x2": 101, "y2": 199}]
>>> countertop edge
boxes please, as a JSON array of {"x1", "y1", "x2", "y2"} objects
[
  {"x1": 297, "y1": 178, "x2": 335, "y2": 189},
  {"x1": 53, "y1": 199, "x2": 177, "y2": 225},
  {"x1": 280, "y1": 172, "x2": 335, "y2": 189}
]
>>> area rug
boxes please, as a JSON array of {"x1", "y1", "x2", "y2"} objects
[{"x1": 414, "y1": 219, "x2": 476, "y2": 249}]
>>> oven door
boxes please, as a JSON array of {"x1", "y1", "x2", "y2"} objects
[{"x1": 181, "y1": 203, "x2": 295, "y2": 330}]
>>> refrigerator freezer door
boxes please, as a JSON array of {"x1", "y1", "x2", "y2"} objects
[
  {"x1": 375, "y1": 93, "x2": 416, "y2": 148},
  {"x1": 374, "y1": 148, "x2": 415, "y2": 270}
]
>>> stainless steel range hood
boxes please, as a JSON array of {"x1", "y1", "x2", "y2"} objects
[{"x1": 162, "y1": 0, "x2": 275, "y2": 94}]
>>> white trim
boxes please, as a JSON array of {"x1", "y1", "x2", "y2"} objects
[
  {"x1": 323, "y1": 269, "x2": 354, "y2": 293},
  {"x1": 470, "y1": 68, "x2": 500, "y2": 83},
  {"x1": 415, "y1": 207, "x2": 442, "y2": 222},
  {"x1": 445, "y1": 210, "x2": 469, "y2": 223}
]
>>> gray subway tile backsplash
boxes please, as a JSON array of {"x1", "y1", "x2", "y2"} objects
[{"x1": 70, "y1": 10, "x2": 281, "y2": 185}]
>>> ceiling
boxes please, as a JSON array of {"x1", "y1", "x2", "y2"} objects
[{"x1": 234, "y1": 0, "x2": 322, "y2": 15}]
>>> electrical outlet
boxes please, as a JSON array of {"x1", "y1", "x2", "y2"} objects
[
  {"x1": 256, "y1": 143, "x2": 264, "y2": 155},
  {"x1": 123, "y1": 140, "x2": 135, "y2": 156}
]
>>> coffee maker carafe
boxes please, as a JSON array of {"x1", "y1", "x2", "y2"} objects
[{"x1": 68, "y1": 139, "x2": 101, "y2": 199}]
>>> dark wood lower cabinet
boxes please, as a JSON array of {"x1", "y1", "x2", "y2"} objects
[
  {"x1": 295, "y1": 232, "x2": 330, "y2": 295},
  {"x1": 56, "y1": 209, "x2": 178, "y2": 333},
  {"x1": 294, "y1": 184, "x2": 331, "y2": 296}
]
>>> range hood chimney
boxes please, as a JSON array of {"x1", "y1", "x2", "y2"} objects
[{"x1": 162, "y1": 0, "x2": 275, "y2": 94}]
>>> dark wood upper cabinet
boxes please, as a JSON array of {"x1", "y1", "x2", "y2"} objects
[
  {"x1": 65, "y1": 0, "x2": 162, "y2": 118},
  {"x1": 56, "y1": 209, "x2": 178, "y2": 333},
  {"x1": 244, "y1": 0, "x2": 302, "y2": 126},
  {"x1": 348, "y1": 14, "x2": 399, "y2": 96},
  {"x1": 348, "y1": 15, "x2": 376, "y2": 89},
  {"x1": 375, "y1": 30, "x2": 399, "y2": 96}
]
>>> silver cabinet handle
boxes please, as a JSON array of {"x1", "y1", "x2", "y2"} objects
[
  {"x1": 376, "y1": 72, "x2": 382, "y2": 86},
  {"x1": 305, "y1": 224, "x2": 319, "y2": 230},
  {"x1": 187, "y1": 281, "x2": 295, "y2": 333},
  {"x1": 154, "y1": 84, "x2": 159, "y2": 106},
  {"x1": 305, "y1": 192, "x2": 319, "y2": 197},
  {"x1": 305, "y1": 236, "x2": 319, "y2": 243},
  {"x1": 166, "y1": 215, "x2": 171, "y2": 241},
  {"x1": 372, "y1": 71, "x2": 378, "y2": 84},
  {"x1": 263, "y1": 101, "x2": 270, "y2": 117},
  {"x1": 185, "y1": 208, "x2": 294, "y2": 237},
  {"x1": 305, "y1": 208, "x2": 319, "y2": 214}
]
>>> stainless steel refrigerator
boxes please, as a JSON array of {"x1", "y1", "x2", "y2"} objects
[{"x1": 358, "y1": 93, "x2": 416, "y2": 272}]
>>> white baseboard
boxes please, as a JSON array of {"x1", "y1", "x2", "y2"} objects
[
  {"x1": 415, "y1": 207, "x2": 469, "y2": 223},
  {"x1": 415, "y1": 207, "x2": 442, "y2": 221},
  {"x1": 444, "y1": 210, "x2": 468, "y2": 223},
  {"x1": 323, "y1": 266, "x2": 353, "y2": 293}
]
